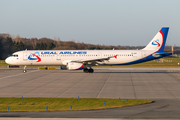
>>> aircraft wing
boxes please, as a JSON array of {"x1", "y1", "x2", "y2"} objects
[{"x1": 72, "y1": 55, "x2": 117, "y2": 63}]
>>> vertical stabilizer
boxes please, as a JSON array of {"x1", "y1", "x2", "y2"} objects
[{"x1": 143, "y1": 27, "x2": 169, "y2": 52}]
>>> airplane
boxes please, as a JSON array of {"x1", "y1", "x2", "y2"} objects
[{"x1": 5, "y1": 27, "x2": 171, "y2": 73}]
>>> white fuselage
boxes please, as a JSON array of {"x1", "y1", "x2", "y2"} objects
[{"x1": 5, "y1": 50, "x2": 154, "y2": 66}]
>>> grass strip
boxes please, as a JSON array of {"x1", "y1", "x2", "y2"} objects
[{"x1": 0, "y1": 98, "x2": 152, "y2": 112}]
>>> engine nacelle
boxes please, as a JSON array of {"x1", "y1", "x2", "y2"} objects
[{"x1": 67, "y1": 62, "x2": 84, "y2": 70}]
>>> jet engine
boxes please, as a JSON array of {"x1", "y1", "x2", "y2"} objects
[{"x1": 67, "y1": 62, "x2": 84, "y2": 70}]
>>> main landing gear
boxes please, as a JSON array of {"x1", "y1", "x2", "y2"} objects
[{"x1": 83, "y1": 68, "x2": 94, "y2": 73}]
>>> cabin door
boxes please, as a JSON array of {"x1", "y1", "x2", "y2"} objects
[
  {"x1": 98, "y1": 53, "x2": 102, "y2": 58},
  {"x1": 23, "y1": 52, "x2": 28, "y2": 60}
]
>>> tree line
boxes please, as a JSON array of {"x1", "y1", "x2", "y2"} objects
[{"x1": 0, "y1": 34, "x2": 176, "y2": 60}]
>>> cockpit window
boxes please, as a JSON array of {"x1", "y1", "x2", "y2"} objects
[{"x1": 11, "y1": 54, "x2": 18, "y2": 57}]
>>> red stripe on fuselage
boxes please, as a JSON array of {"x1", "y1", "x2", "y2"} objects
[{"x1": 79, "y1": 64, "x2": 84, "y2": 69}]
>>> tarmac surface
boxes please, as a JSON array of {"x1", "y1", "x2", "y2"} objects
[{"x1": 0, "y1": 68, "x2": 180, "y2": 119}]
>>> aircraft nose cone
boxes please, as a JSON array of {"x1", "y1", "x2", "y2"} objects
[{"x1": 5, "y1": 57, "x2": 10, "y2": 64}]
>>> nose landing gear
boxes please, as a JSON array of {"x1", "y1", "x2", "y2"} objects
[{"x1": 23, "y1": 66, "x2": 27, "y2": 73}]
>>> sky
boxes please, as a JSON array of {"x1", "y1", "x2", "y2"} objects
[{"x1": 1, "y1": 0, "x2": 180, "y2": 46}]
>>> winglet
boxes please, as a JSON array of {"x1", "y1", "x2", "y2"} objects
[{"x1": 114, "y1": 55, "x2": 118, "y2": 59}]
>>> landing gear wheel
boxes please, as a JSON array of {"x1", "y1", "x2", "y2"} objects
[
  {"x1": 23, "y1": 66, "x2": 27, "y2": 73},
  {"x1": 83, "y1": 68, "x2": 89, "y2": 73},
  {"x1": 88, "y1": 68, "x2": 94, "y2": 73}
]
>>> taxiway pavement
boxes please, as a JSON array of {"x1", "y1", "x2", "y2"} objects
[{"x1": 0, "y1": 68, "x2": 180, "y2": 119}]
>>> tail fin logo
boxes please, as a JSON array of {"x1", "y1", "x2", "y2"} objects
[
  {"x1": 152, "y1": 39, "x2": 160, "y2": 47},
  {"x1": 28, "y1": 52, "x2": 41, "y2": 62}
]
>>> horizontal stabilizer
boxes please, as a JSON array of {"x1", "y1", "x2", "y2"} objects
[{"x1": 152, "y1": 52, "x2": 172, "y2": 57}]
